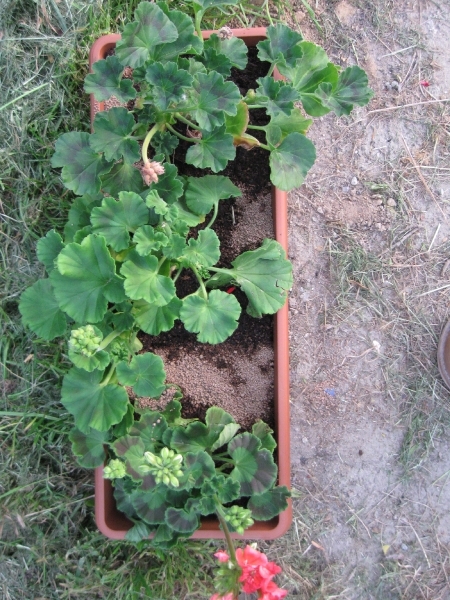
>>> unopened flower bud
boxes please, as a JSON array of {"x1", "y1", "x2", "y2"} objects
[
  {"x1": 218, "y1": 26, "x2": 233, "y2": 40},
  {"x1": 141, "y1": 160, "x2": 165, "y2": 185}
]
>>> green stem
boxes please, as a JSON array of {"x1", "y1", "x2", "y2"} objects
[
  {"x1": 175, "y1": 113, "x2": 201, "y2": 130},
  {"x1": 101, "y1": 363, "x2": 116, "y2": 387},
  {"x1": 215, "y1": 504, "x2": 237, "y2": 563},
  {"x1": 158, "y1": 256, "x2": 167, "y2": 271},
  {"x1": 247, "y1": 124, "x2": 266, "y2": 131},
  {"x1": 142, "y1": 123, "x2": 162, "y2": 163},
  {"x1": 259, "y1": 142, "x2": 270, "y2": 151},
  {"x1": 267, "y1": 63, "x2": 276, "y2": 77},
  {"x1": 192, "y1": 266, "x2": 208, "y2": 300},
  {"x1": 264, "y1": 0, "x2": 274, "y2": 26},
  {"x1": 205, "y1": 202, "x2": 219, "y2": 229},
  {"x1": 194, "y1": 10, "x2": 203, "y2": 37},
  {"x1": 173, "y1": 268, "x2": 183, "y2": 283},
  {"x1": 166, "y1": 123, "x2": 200, "y2": 144},
  {"x1": 98, "y1": 330, "x2": 122, "y2": 352}
]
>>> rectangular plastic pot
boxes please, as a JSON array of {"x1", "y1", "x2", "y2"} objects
[{"x1": 90, "y1": 27, "x2": 292, "y2": 541}]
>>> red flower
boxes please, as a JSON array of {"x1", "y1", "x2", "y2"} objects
[
  {"x1": 214, "y1": 551, "x2": 230, "y2": 563},
  {"x1": 259, "y1": 579, "x2": 289, "y2": 599},
  {"x1": 420, "y1": 80, "x2": 430, "y2": 87}
]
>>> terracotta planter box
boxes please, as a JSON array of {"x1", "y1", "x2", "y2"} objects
[{"x1": 90, "y1": 28, "x2": 292, "y2": 541}]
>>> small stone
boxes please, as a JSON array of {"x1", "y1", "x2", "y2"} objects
[
  {"x1": 351, "y1": 177, "x2": 358, "y2": 186},
  {"x1": 342, "y1": 186, "x2": 350, "y2": 193},
  {"x1": 391, "y1": 81, "x2": 399, "y2": 90},
  {"x1": 387, "y1": 198, "x2": 396, "y2": 207},
  {"x1": 302, "y1": 437, "x2": 308, "y2": 444},
  {"x1": 317, "y1": 206, "x2": 324, "y2": 214},
  {"x1": 401, "y1": 543, "x2": 408, "y2": 551}
]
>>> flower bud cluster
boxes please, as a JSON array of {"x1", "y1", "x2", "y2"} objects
[
  {"x1": 142, "y1": 160, "x2": 165, "y2": 185},
  {"x1": 103, "y1": 459, "x2": 126, "y2": 480},
  {"x1": 140, "y1": 447, "x2": 183, "y2": 487},
  {"x1": 69, "y1": 325, "x2": 102, "y2": 357},
  {"x1": 224, "y1": 505, "x2": 254, "y2": 535}
]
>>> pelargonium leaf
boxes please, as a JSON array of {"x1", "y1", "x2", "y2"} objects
[
  {"x1": 269, "y1": 132, "x2": 316, "y2": 191},
  {"x1": 179, "y1": 451, "x2": 216, "y2": 490},
  {"x1": 114, "y1": 478, "x2": 140, "y2": 518},
  {"x1": 133, "y1": 486, "x2": 170, "y2": 525},
  {"x1": 101, "y1": 161, "x2": 145, "y2": 197},
  {"x1": 206, "y1": 34, "x2": 248, "y2": 70},
  {"x1": 149, "y1": 2, "x2": 203, "y2": 61},
  {"x1": 50, "y1": 235, "x2": 125, "y2": 323},
  {"x1": 199, "y1": 46, "x2": 232, "y2": 78},
  {"x1": 144, "y1": 190, "x2": 168, "y2": 215},
  {"x1": 178, "y1": 57, "x2": 207, "y2": 78},
  {"x1": 169, "y1": 200, "x2": 204, "y2": 227},
  {"x1": 180, "y1": 289, "x2": 241, "y2": 344},
  {"x1": 210, "y1": 423, "x2": 241, "y2": 452},
  {"x1": 191, "y1": 71, "x2": 240, "y2": 131},
  {"x1": 84, "y1": 55, "x2": 136, "y2": 103},
  {"x1": 248, "y1": 486, "x2": 290, "y2": 520},
  {"x1": 279, "y1": 42, "x2": 333, "y2": 89},
  {"x1": 165, "y1": 503, "x2": 199, "y2": 534},
  {"x1": 69, "y1": 426, "x2": 109, "y2": 468},
  {"x1": 134, "y1": 225, "x2": 169, "y2": 256},
  {"x1": 121, "y1": 250, "x2": 175, "y2": 305},
  {"x1": 36, "y1": 230, "x2": 64, "y2": 272},
  {"x1": 228, "y1": 432, "x2": 277, "y2": 495},
  {"x1": 91, "y1": 193, "x2": 149, "y2": 252},
  {"x1": 207, "y1": 238, "x2": 292, "y2": 318},
  {"x1": 185, "y1": 175, "x2": 241, "y2": 215},
  {"x1": 19, "y1": 279, "x2": 67, "y2": 340},
  {"x1": 125, "y1": 521, "x2": 153, "y2": 542},
  {"x1": 269, "y1": 108, "x2": 312, "y2": 139},
  {"x1": 192, "y1": 0, "x2": 239, "y2": 18},
  {"x1": 129, "y1": 411, "x2": 168, "y2": 446},
  {"x1": 112, "y1": 403, "x2": 135, "y2": 438},
  {"x1": 150, "y1": 163, "x2": 184, "y2": 205},
  {"x1": 150, "y1": 131, "x2": 179, "y2": 158},
  {"x1": 257, "y1": 23, "x2": 303, "y2": 67},
  {"x1": 90, "y1": 108, "x2": 140, "y2": 164},
  {"x1": 61, "y1": 367, "x2": 130, "y2": 433},
  {"x1": 145, "y1": 62, "x2": 193, "y2": 111},
  {"x1": 224, "y1": 101, "x2": 249, "y2": 137},
  {"x1": 170, "y1": 421, "x2": 221, "y2": 453},
  {"x1": 51, "y1": 132, "x2": 112, "y2": 196},
  {"x1": 314, "y1": 65, "x2": 374, "y2": 116},
  {"x1": 134, "y1": 297, "x2": 182, "y2": 335},
  {"x1": 182, "y1": 229, "x2": 220, "y2": 268},
  {"x1": 112, "y1": 434, "x2": 147, "y2": 480},
  {"x1": 186, "y1": 126, "x2": 235, "y2": 172},
  {"x1": 68, "y1": 325, "x2": 110, "y2": 372},
  {"x1": 162, "y1": 233, "x2": 187, "y2": 260},
  {"x1": 117, "y1": 352, "x2": 166, "y2": 398},
  {"x1": 115, "y1": 2, "x2": 178, "y2": 67},
  {"x1": 255, "y1": 76, "x2": 299, "y2": 118},
  {"x1": 252, "y1": 420, "x2": 277, "y2": 452},
  {"x1": 64, "y1": 194, "x2": 103, "y2": 243},
  {"x1": 201, "y1": 475, "x2": 241, "y2": 504}
]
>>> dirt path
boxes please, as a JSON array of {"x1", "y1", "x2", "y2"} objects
[{"x1": 277, "y1": 1, "x2": 450, "y2": 597}]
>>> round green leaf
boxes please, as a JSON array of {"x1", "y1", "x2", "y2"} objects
[
  {"x1": 247, "y1": 486, "x2": 290, "y2": 520},
  {"x1": 180, "y1": 289, "x2": 241, "y2": 344},
  {"x1": 149, "y1": 163, "x2": 184, "y2": 205},
  {"x1": 180, "y1": 451, "x2": 216, "y2": 490},
  {"x1": 117, "y1": 352, "x2": 166, "y2": 398},
  {"x1": 91, "y1": 193, "x2": 149, "y2": 252},
  {"x1": 19, "y1": 279, "x2": 67, "y2": 340},
  {"x1": 134, "y1": 225, "x2": 169, "y2": 256},
  {"x1": 185, "y1": 175, "x2": 241, "y2": 215},
  {"x1": 206, "y1": 34, "x2": 248, "y2": 70},
  {"x1": 90, "y1": 108, "x2": 140, "y2": 164},
  {"x1": 36, "y1": 230, "x2": 64, "y2": 272},
  {"x1": 145, "y1": 62, "x2": 193, "y2": 111},
  {"x1": 121, "y1": 250, "x2": 176, "y2": 305},
  {"x1": 134, "y1": 297, "x2": 182, "y2": 335},
  {"x1": 182, "y1": 229, "x2": 220, "y2": 268},
  {"x1": 101, "y1": 161, "x2": 145, "y2": 197},
  {"x1": 84, "y1": 56, "x2": 136, "y2": 103},
  {"x1": 269, "y1": 132, "x2": 316, "y2": 191},
  {"x1": 50, "y1": 235, "x2": 124, "y2": 323},
  {"x1": 165, "y1": 504, "x2": 199, "y2": 534},
  {"x1": 133, "y1": 487, "x2": 170, "y2": 524},
  {"x1": 257, "y1": 23, "x2": 303, "y2": 67},
  {"x1": 61, "y1": 367, "x2": 130, "y2": 433},
  {"x1": 186, "y1": 126, "x2": 235, "y2": 173},
  {"x1": 129, "y1": 411, "x2": 168, "y2": 447},
  {"x1": 191, "y1": 71, "x2": 240, "y2": 131},
  {"x1": 147, "y1": 4, "x2": 203, "y2": 62}
]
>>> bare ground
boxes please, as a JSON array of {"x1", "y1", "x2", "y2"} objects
[{"x1": 270, "y1": 0, "x2": 450, "y2": 598}]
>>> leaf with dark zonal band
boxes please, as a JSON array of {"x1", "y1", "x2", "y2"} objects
[
  {"x1": 207, "y1": 238, "x2": 292, "y2": 318},
  {"x1": 61, "y1": 367, "x2": 129, "y2": 433},
  {"x1": 191, "y1": 71, "x2": 240, "y2": 131},
  {"x1": 165, "y1": 498, "x2": 200, "y2": 534},
  {"x1": 248, "y1": 486, "x2": 290, "y2": 520},
  {"x1": 101, "y1": 161, "x2": 145, "y2": 197},
  {"x1": 185, "y1": 175, "x2": 241, "y2": 215},
  {"x1": 125, "y1": 521, "x2": 153, "y2": 542},
  {"x1": 181, "y1": 229, "x2": 220, "y2": 268},
  {"x1": 90, "y1": 108, "x2": 140, "y2": 163},
  {"x1": 252, "y1": 420, "x2": 277, "y2": 452},
  {"x1": 134, "y1": 225, "x2": 169, "y2": 256},
  {"x1": 36, "y1": 230, "x2": 64, "y2": 272},
  {"x1": 145, "y1": 62, "x2": 193, "y2": 111},
  {"x1": 50, "y1": 235, "x2": 125, "y2": 323},
  {"x1": 269, "y1": 108, "x2": 312, "y2": 140},
  {"x1": 313, "y1": 66, "x2": 374, "y2": 116},
  {"x1": 171, "y1": 407, "x2": 236, "y2": 453},
  {"x1": 134, "y1": 297, "x2": 182, "y2": 335},
  {"x1": 91, "y1": 193, "x2": 149, "y2": 251},
  {"x1": 180, "y1": 289, "x2": 241, "y2": 344},
  {"x1": 129, "y1": 411, "x2": 168, "y2": 447},
  {"x1": 19, "y1": 279, "x2": 67, "y2": 340},
  {"x1": 179, "y1": 451, "x2": 216, "y2": 490},
  {"x1": 199, "y1": 46, "x2": 232, "y2": 78},
  {"x1": 133, "y1": 486, "x2": 170, "y2": 524},
  {"x1": 69, "y1": 427, "x2": 109, "y2": 468},
  {"x1": 201, "y1": 475, "x2": 240, "y2": 504},
  {"x1": 205, "y1": 34, "x2": 248, "y2": 70},
  {"x1": 269, "y1": 132, "x2": 316, "y2": 191},
  {"x1": 121, "y1": 250, "x2": 175, "y2": 305},
  {"x1": 150, "y1": 131, "x2": 179, "y2": 158},
  {"x1": 257, "y1": 23, "x2": 303, "y2": 68},
  {"x1": 51, "y1": 132, "x2": 112, "y2": 196},
  {"x1": 117, "y1": 352, "x2": 166, "y2": 398},
  {"x1": 115, "y1": 2, "x2": 178, "y2": 67},
  {"x1": 192, "y1": 0, "x2": 239, "y2": 21},
  {"x1": 84, "y1": 55, "x2": 136, "y2": 102},
  {"x1": 228, "y1": 432, "x2": 277, "y2": 495},
  {"x1": 186, "y1": 126, "x2": 235, "y2": 173},
  {"x1": 255, "y1": 76, "x2": 300, "y2": 117}
]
